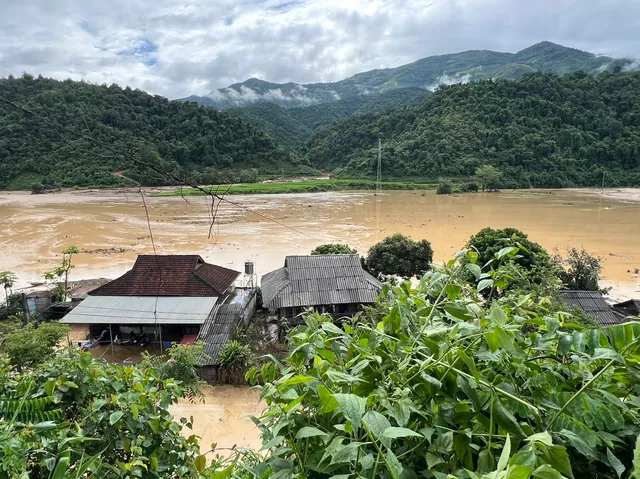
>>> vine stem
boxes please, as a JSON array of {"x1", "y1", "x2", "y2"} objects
[
  {"x1": 364, "y1": 424, "x2": 399, "y2": 479},
  {"x1": 449, "y1": 365, "x2": 541, "y2": 416},
  {"x1": 548, "y1": 359, "x2": 614, "y2": 429},
  {"x1": 548, "y1": 334, "x2": 640, "y2": 429}
]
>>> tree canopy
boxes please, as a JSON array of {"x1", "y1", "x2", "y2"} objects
[
  {"x1": 304, "y1": 71, "x2": 640, "y2": 187},
  {"x1": 365, "y1": 233, "x2": 433, "y2": 277},
  {"x1": 311, "y1": 244, "x2": 358, "y2": 255},
  {"x1": 466, "y1": 227, "x2": 559, "y2": 289},
  {"x1": 0, "y1": 74, "x2": 308, "y2": 190}
]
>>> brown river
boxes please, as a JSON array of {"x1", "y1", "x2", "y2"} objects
[
  {"x1": 1, "y1": 187, "x2": 639, "y2": 298},
  {"x1": 1, "y1": 187, "x2": 640, "y2": 451}
]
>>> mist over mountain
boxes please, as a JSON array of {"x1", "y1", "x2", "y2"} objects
[{"x1": 183, "y1": 42, "x2": 633, "y2": 110}]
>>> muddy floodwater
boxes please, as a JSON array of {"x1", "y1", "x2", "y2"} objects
[
  {"x1": 170, "y1": 386, "x2": 264, "y2": 458},
  {"x1": 1, "y1": 188, "x2": 639, "y2": 299}
]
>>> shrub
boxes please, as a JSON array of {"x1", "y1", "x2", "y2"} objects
[
  {"x1": 365, "y1": 233, "x2": 433, "y2": 277},
  {"x1": 219, "y1": 340, "x2": 253, "y2": 370},
  {"x1": 311, "y1": 243, "x2": 357, "y2": 255},
  {"x1": 555, "y1": 247, "x2": 603, "y2": 291},
  {"x1": 436, "y1": 180, "x2": 453, "y2": 194},
  {"x1": 0, "y1": 321, "x2": 70, "y2": 370},
  {"x1": 140, "y1": 342, "x2": 207, "y2": 402},
  {"x1": 467, "y1": 227, "x2": 553, "y2": 271},
  {"x1": 463, "y1": 182, "x2": 479, "y2": 192},
  {"x1": 0, "y1": 350, "x2": 203, "y2": 477}
]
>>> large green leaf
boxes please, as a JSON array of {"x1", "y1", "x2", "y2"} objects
[
  {"x1": 591, "y1": 348, "x2": 624, "y2": 363},
  {"x1": 466, "y1": 263, "x2": 482, "y2": 279},
  {"x1": 296, "y1": 426, "x2": 327, "y2": 439},
  {"x1": 385, "y1": 449, "x2": 403, "y2": 479},
  {"x1": 493, "y1": 400, "x2": 525, "y2": 439},
  {"x1": 532, "y1": 465, "x2": 564, "y2": 479},
  {"x1": 108, "y1": 411, "x2": 123, "y2": 426},
  {"x1": 363, "y1": 410, "x2": 392, "y2": 446},
  {"x1": 333, "y1": 393, "x2": 365, "y2": 429},
  {"x1": 317, "y1": 385, "x2": 339, "y2": 414},
  {"x1": 632, "y1": 436, "x2": 640, "y2": 479},
  {"x1": 507, "y1": 464, "x2": 535, "y2": 479},
  {"x1": 607, "y1": 448, "x2": 626, "y2": 478},
  {"x1": 558, "y1": 429, "x2": 594, "y2": 457},
  {"x1": 496, "y1": 435, "x2": 512, "y2": 474},
  {"x1": 381, "y1": 427, "x2": 423, "y2": 439},
  {"x1": 541, "y1": 445, "x2": 573, "y2": 479},
  {"x1": 477, "y1": 449, "x2": 495, "y2": 473}
]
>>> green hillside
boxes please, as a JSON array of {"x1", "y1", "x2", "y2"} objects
[
  {"x1": 0, "y1": 75, "x2": 311, "y2": 189},
  {"x1": 227, "y1": 87, "x2": 427, "y2": 147},
  {"x1": 186, "y1": 42, "x2": 632, "y2": 110},
  {"x1": 304, "y1": 71, "x2": 640, "y2": 188}
]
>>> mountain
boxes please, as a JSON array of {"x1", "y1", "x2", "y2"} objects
[
  {"x1": 226, "y1": 87, "x2": 428, "y2": 147},
  {"x1": 0, "y1": 75, "x2": 311, "y2": 190},
  {"x1": 185, "y1": 42, "x2": 632, "y2": 110},
  {"x1": 303, "y1": 71, "x2": 640, "y2": 188}
]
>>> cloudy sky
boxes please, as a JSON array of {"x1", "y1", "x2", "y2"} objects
[{"x1": 1, "y1": 0, "x2": 638, "y2": 99}]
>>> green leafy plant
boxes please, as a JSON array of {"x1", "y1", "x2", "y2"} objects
[
  {"x1": 466, "y1": 227, "x2": 560, "y2": 291},
  {"x1": 436, "y1": 180, "x2": 454, "y2": 194},
  {"x1": 0, "y1": 350, "x2": 204, "y2": 477},
  {"x1": 219, "y1": 340, "x2": 253, "y2": 371},
  {"x1": 236, "y1": 250, "x2": 640, "y2": 479},
  {"x1": 140, "y1": 342, "x2": 208, "y2": 402},
  {"x1": 0, "y1": 321, "x2": 70, "y2": 370},
  {"x1": 475, "y1": 164, "x2": 504, "y2": 191}
]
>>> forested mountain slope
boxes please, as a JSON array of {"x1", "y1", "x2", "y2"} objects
[
  {"x1": 226, "y1": 87, "x2": 427, "y2": 147},
  {"x1": 0, "y1": 75, "x2": 306, "y2": 189},
  {"x1": 304, "y1": 71, "x2": 640, "y2": 187},
  {"x1": 187, "y1": 42, "x2": 631, "y2": 110}
]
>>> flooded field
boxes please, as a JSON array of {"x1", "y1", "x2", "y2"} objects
[{"x1": 1, "y1": 188, "x2": 639, "y2": 299}]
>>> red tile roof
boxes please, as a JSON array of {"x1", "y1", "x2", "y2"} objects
[{"x1": 90, "y1": 255, "x2": 240, "y2": 297}]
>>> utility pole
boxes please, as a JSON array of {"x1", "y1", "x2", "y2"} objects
[
  {"x1": 376, "y1": 138, "x2": 382, "y2": 196},
  {"x1": 21, "y1": 293, "x2": 29, "y2": 325},
  {"x1": 601, "y1": 170, "x2": 606, "y2": 192}
]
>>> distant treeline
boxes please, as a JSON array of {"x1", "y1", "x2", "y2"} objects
[
  {"x1": 303, "y1": 71, "x2": 640, "y2": 187},
  {"x1": 0, "y1": 74, "x2": 309, "y2": 190},
  {"x1": 2, "y1": 71, "x2": 640, "y2": 191}
]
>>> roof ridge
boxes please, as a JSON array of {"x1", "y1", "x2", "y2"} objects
[{"x1": 192, "y1": 268, "x2": 222, "y2": 296}]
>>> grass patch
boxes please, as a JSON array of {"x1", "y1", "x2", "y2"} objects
[{"x1": 154, "y1": 179, "x2": 437, "y2": 196}]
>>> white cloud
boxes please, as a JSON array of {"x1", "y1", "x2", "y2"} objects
[
  {"x1": 425, "y1": 72, "x2": 474, "y2": 91},
  {"x1": 0, "y1": 0, "x2": 638, "y2": 99}
]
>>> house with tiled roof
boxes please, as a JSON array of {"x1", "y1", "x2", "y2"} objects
[{"x1": 62, "y1": 255, "x2": 257, "y2": 380}]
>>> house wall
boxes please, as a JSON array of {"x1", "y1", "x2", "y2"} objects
[
  {"x1": 278, "y1": 302, "x2": 364, "y2": 320},
  {"x1": 198, "y1": 365, "x2": 221, "y2": 383}
]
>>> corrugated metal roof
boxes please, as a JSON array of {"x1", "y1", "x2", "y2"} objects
[
  {"x1": 197, "y1": 303, "x2": 244, "y2": 366},
  {"x1": 559, "y1": 290, "x2": 625, "y2": 327},
  {"x1": 61, "y1": 295, "x2": 217, "y2": 324},
  {"x1": 90, "y1": 255, "x2": 240, "y2": 297},
  {"x1": 613, "y1": 299, "x2": 640, "y2": 315},
  {"x1": 261, "y1": 255, "x2": 382, "y2": 310}
]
